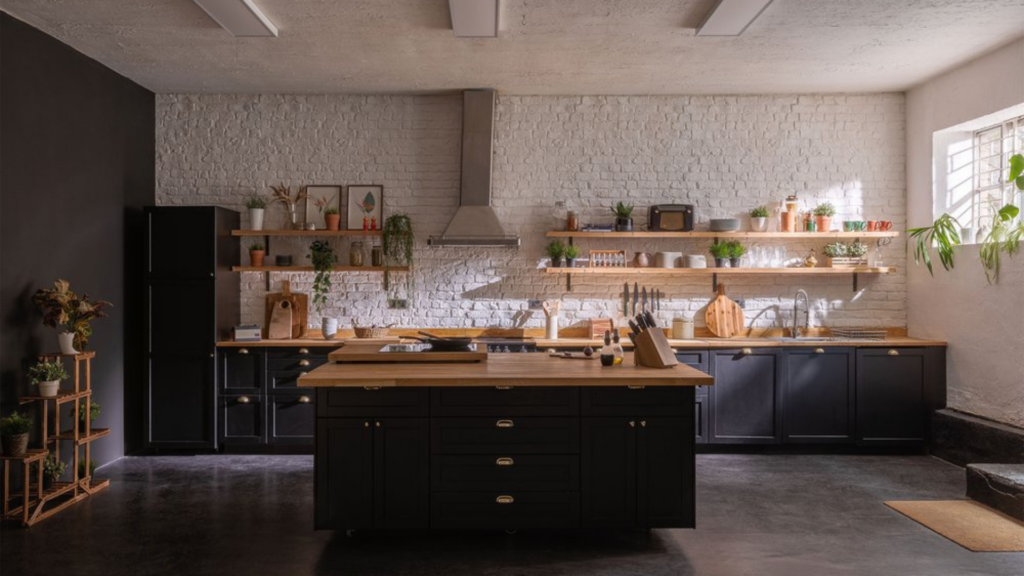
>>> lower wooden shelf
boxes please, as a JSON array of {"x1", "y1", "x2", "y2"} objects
[
  {"x1": 232, "y1": 265, "x2": 408, "y2": 273},
  {"x1": 544, "y1": 266, "x2": 896, "y2": 275},
  {"x1": 18, "y1": 389, "x2": 91, "y2": 405},
  {"x1": 50, "y1": 428, "x2": 111, "y2": 445}
]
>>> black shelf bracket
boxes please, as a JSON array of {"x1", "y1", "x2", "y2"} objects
[
  {"x1": 565, "y1": 236, "x2": 574, "y2": 292},
  {"x1": 712, "y1": 273, "x2": 718, "y2": 292},
  {"x1": 853, "y1": 272, "x2": 858, "y2": 292}
]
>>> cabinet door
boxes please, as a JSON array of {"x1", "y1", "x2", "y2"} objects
[
  {"x1": 857, "y1": 348, "x2": 929, "y2": 445},
  {"x1": 373, "y1": 418, "x2": 429, "y2": 529},
  {"x1": 146, "y1": 207, "x2": 215, "y2": 279},
  {"x1": 267, "y1": 393, "x2": 315, "y2": 445},
  {"x1": 148, "y1": 356, "x2": 215, "y2": 449},
  {"x1": 581, "y1": 418, "x2": 636, "y2": 528},
  {"x1": 637, "y1": 417, "x2": 694, "y2": 528},
  {"x1": 220, "y1": 394, "x2": 264, "y2": 445},
  {"x1": 149, "y1": 281, "x2": 215, "y2": 354},
  {"x1": 694, "y1": 397, "x2": 707, "y2": 444},
  {"x1": 709, "y1": 349, "x2": 782, "y2": 444},
  {"x1": 783, "y1": 348, "x2": 854, "y2": 443},
  {"x1": 219, "y1": 348, "x2": 264, "y2": 394},
  {"x1": 316, "y1": 418, "x2": 374, "y2": 530}
]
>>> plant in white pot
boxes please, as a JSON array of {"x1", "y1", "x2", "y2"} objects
[
  {"x1": 32, "y1": 279, "x2": 111, "y2": 355},
  {"x1": 245, "y1": 193, "x2": 268, "y2": 231},
  {"x1": 749, "y1": 205, "x2": 770, "y2": 232},
  {"x1": 28, "y1": 360, "x2": 68, "y2": 398}
]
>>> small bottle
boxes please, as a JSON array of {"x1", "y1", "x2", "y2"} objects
[
  {"x1": 611, "y1": 331, "x2": 624, "y2": 365},
  {"x1": 599, "y1": 330, "x2": 615, "y2": 367}
]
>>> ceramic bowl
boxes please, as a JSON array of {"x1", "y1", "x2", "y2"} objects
[{"x1": 709, "y1": 218, "x2": 741, "y2": 232}]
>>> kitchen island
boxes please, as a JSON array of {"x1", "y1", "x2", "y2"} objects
[{"x1": 299, "y1": 354, "x2": 712, "y2": 531}]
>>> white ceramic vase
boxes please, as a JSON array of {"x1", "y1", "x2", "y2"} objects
[
  {"x1": 322, "y1": 318, "x2": 339, "y2": 340},
  {"x1": 545, "y1": 316, "x2": 558, "y2": 340},
  {"x1": 249, "y1": 208, "x2": 265, "y2": 231},
  {"x1": 750, "y1": 217, "x2": 768, "y2": 232},
  {"x1": 38, "y1": 380, "x2": 60, "y2": 397},
  {"x1": 58, "y1": 332, "x2": 78, "y2": 355}
]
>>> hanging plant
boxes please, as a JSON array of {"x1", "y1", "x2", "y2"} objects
[
  {"x1": 308, "y1": 241, "x2": 336, "y2": 313},
  {"x1": 383, "y1": 214, "x2": 415, "y2": 308},
  {"x1": 908, "y1": 213, "x2": 962, "y2": 276}
]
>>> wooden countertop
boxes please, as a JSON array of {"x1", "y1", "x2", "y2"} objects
[
  {"x1": 536, "y1": 336, "x2": 947, "y2": 348},
  {"x1": 298, "y1": 353, "x2": 713, "y2": 388}
]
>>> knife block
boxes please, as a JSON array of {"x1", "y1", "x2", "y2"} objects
[{"x1": 633, "y1": 329, "x2": 678, "y2": 369}]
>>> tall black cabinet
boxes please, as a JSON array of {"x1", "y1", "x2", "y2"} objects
[{"x1": 144, "y1": 207, "x2": 239, "y2": 450}]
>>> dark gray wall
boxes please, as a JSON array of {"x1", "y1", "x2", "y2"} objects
[{"x1": 1, "y1": 13, "x2": 154, "y2": 464}]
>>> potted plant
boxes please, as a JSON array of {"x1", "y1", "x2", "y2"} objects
[
  {"x1": 564, "y1": 244, "x2": 580, "y2": 268},
  {"x1": 28, "y1": 360, "x2": 68, "y2": 398},
  {"x1": 42, "y1": 455, "x2": 66, "y2": 489},
  {"x1": 545, "y1": 241, "x2": 566, "y2": 268},
  {"x1": 249, "y1": 242, "x2": 266, "y2": 267},
  {"x1": 308, "y1": 240, "x2": 337, "y2": 337},
  {"x1": 1, "y1": 412, "x2": 32, "y2": 457},
  {"x1": 749, "y1": 206, "x2": 770, "y2": 232},
  {"x1": 709, "y1": 241, "x2": 732, "y2": 268},
  {"x1": 728, "y1": 241, "x2": 747, "y2": 268},
  {"x1": 244, "y1": 194, "x2": 268, "y2": 231},
  {"x1": 67, "y1": 401, "x2": 101, "y2": 432},
  {"x1": 383, "y1": 214, "x2": 415, "y2": 309},
  {"x1": 78, "y1": 459, "x2": 97, "y2": 479},
  {"x1": 324, "y1": 207, "x2": 341, "y2": 231},
  {"x1": 813, "y1": 202, "x2": 836, "y2": 232},
  {"x1": 33, "y1": 279, "x2": 111, "y2": 354},
  {"x1": 848, "y1": 240, "x2": 868, "y2": 262},
  {"x1": 611, "y1": 202, "x2": 634, "y2": 231}
]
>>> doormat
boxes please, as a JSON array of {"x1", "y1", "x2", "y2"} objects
[{"x1": 886, "y1": 500, "x2": 1024, "y2": 552}]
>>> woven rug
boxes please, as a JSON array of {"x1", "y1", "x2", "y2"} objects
[{"x1": 886, "y1": 500, "x2": 1024, "y2": 552}]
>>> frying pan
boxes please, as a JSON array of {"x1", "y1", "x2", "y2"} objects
[{"x1": 409, "y1": 331, "x2": 475, "y2": 352}]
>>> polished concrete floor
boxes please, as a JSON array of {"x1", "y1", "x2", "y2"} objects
[{"x1": 2, "y1": 454, "x2": 1022, "y2": 576}]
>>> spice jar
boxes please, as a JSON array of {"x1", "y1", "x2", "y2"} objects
[
  {"x1": 566, "y1": 210, "x2": 579, "y2": 232},
  {"x1": 371, "y1": 241, "x2": 384, "y2": 267},
  {"x1": 349, "y1": 241, "x2": 365, "y2": 267}
]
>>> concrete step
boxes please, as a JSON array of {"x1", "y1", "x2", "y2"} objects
[{"x1": 966, "y1": 464, "x2": 1024, "y2": 521}]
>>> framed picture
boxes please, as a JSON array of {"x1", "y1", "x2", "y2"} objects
[
  {"x1": 347, "y1": 185, "x2": 383, "y2": 230},
  {"x1": 304, "y1": 185, "x2": 341, "y2": 229}
]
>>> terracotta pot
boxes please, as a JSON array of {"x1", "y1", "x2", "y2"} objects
[
  {"x1": 325, "y1": 214, "x2": 341, "y2": 231},
  {"x1": 781, "y1": 211, "x2": 796, "y2": 233},
  {"x1": 816, "y1": 216, "x2": 832, "y2": 232},
  {"x1": 1, "y1": 433, "x2": 29, "y2": 457},
  {"x1": 250, "y1": 250, "x2": 265, "y2": 267}
]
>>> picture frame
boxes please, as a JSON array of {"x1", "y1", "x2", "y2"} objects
[
  {"x1": 347, "y1": 185, "x2": 383, "y2": 230},
  {"x1": 304, "y1": 185, "x2": 341, "y2": 229}
]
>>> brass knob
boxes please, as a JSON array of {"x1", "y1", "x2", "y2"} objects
[
  {"x1": 298, "y1": 395, "x2": 311, "y2": 404},
  {"x1": 298, "y1": 359, "x2": 310, "y2": 367},
  {"x1": 364, "y1": 421, "x2": 370, "y2": 428},
  {"x1": 640, "y1": 420, "x2": 647, "y2": 427},
  {"x1": 496, "y1": 495, "x2": 514, "y2": 504},
  {"x1": 888, "y1": 349, "x2": 899, "y2": 356},
  {"x1": 629, "y1": 421, "x2": 635, "y2": 427},
  {"x1": 363, "y1": 386, "x2": 381, "y2": 390},
  {"x1": 814, "y1": 348, "x2": 825, "y2": 354},
  {"x1": 238, "y1": 348, "x2": 249, "y2": 355},
  {"x1": 299, "y1": 348, "x2": 310, "y2": 355},
  {"x1": 299, "y1": 371, "x2": 308, "y2": 376},
  {"x1": 375, "y1": 421, "x2": 381, "y2": 428},
  {"x1": 741, "y1": 348, "x2": 753, "y2": 355},
  {"x1": 238, "y1": 396, "x2": 251, "y2": 404},
  {"x1": 496, "y1": 457, "x2": 514, "y2": 466},
  {"x1": 496, "y1": 420, "x2": 514, "y2": 428},
  {"x1": 628, "y1": 385, "x2": 645, "y2": 390},
  {"x1": 495, "y1": 386, "x2": 512, "y2": 390}
]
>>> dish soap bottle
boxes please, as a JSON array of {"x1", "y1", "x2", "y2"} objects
[
  {"x1": 599, "y1": 330, "x2": 615, "y2": 367},
  {"x1": 611, "y1": 331, "x2": 624, "y2": 365}
]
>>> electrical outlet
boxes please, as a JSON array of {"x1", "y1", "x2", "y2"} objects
[
  {"x1": 528, "y1": 299, "x2": 543, "y2": 310},
  {"x1": 736, "y1": 298, "x2": 746, "y2": 309}
]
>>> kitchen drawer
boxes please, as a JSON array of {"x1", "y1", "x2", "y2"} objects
[
  {"x1": 675, "y1": 351, "x2": 709, "y2": 397},
  {"x1": 220, "y1": 394, "x2": 264, "y2": 445},
  {"x1": 581, "y1": 386, "x2": 695, "y2": 416},
  {"x1": 431, "y1": 417, "x2": 579, "y2": 454},
  {"x1": 430, "y1": 387, "x2": 579, "y2": 416},
  {"x1": 266, "y1": 346, "x2": 324, "y2": 359},
  {"x1": 430, "y1": 492, "x2": 580, "y2": 529},
  {"x1": 219, "y1": 348, "x2": 265, "y2": 393},
  {"x1": 269, "y1": 370, "x2": 317, "y2": 391},
  {"x1": 431, "y1": 454, "x2": 579, "y2": 492},
  {"x1": 267, "y1": 356, "x2": 327, "y2": 373},
  {"x1": 267, "y1": 393, "x2": 316, "y2": 445},
  {"x1": 317, "y1": 388, "x2": 428, "y2": 418}
]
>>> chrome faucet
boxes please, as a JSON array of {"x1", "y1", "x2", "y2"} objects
[{"x1": 792, "y1": 290, "x2": 811, "y2": 338}]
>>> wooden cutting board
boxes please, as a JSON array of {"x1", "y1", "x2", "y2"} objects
[
  {"x1": 265, "y1": 280, "x2": 309, "y2": 339},
  {"x1": 705, "y1": 284, "x2": 744, "y2": 338}
]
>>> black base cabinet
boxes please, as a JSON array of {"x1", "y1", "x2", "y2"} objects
[
  {"x1": 708, "y1": 349, "x2": 782, "y2": 444},
  {"x1": 856, "y1": 348, "x2": 944, "y2": 446},
  {"x1": 782, "y1": 347, "x2": 855, "y2": 443}
]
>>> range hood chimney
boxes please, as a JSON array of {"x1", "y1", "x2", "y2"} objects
[{"x1": 428, "y1": 89, "x2": 520, "y2": 247}]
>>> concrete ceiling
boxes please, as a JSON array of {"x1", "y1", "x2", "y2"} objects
[{"x1": 4, "y1": 0, "x2": 1024, "y2": 94}]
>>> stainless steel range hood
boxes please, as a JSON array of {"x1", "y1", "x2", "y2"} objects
[{"x1": 428, "y1": 89, "x2": 520, "y2": 247}]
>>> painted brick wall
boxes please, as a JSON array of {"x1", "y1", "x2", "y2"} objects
[{"x1": 156, "y1": 94, "x2": 907, "y2": 330}]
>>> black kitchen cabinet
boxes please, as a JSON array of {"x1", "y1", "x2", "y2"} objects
[
  {"x1": 782, "y1": 347, "x2": 855, "y2": 443},
  {"x1": 694, "y1": 396, "x2": 707, "y2": 444},
  {"x1": 220, "y1": 348, "x2": 265, "y2": 394},
  {"x1": 857, "y1": 348, "x2": 940, "y2": 446},
  {"x1": 708, "y1": 349, "x2": 782, "y2": 444},
  {"x1": 315, "y1": 417, "x2": 429, "y2": 530},
  {"x1": 581, "y1": 417, "x2": 636, "y2": 528},
  {"x1": 144, "y1": 206, "x2": 238, "y2": 450},
  {"x1": 637, "y1": 416, "x2": 694, "y2": 528},
  {"x1": 267, "y1": 393, "x2": 316, "y2": 445},
  {"x1": 220, "y1": 394, "x2": 264, "y2": 445}
]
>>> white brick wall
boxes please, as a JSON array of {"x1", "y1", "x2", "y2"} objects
[{"x1": 156, "y1": 93, "x2": 907, "y2": 330}]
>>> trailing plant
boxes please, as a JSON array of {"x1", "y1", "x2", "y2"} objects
[
  {"x1": 545, "y1": 241, "x2": 565, "y2": 259},
  {"x1": 78, "y1": 459, "x2": 97, "y2": 478},
  {"x1": 813, "y1": 202, "x2": 836, "y2": 217},
  {"x1": 980, "y1": 203, "x2": 1022, "y2": 284},
  {"x1": 0, "y1": 412, "x2": 32, "y2": 436},
  {"x1": 249, "y1": 242, "x2": 264, "y2": 252},
  {"x1": 308, "y1": 241, "x2": 336, "y2": 314},
  {"x1": 823, "y1": 242, "x2": 848, "y2": 258},
  {"x1": 908, "y1": 213, "x2": 962, "y2": 276},
  {"x1": 564, "y1": 244, "x2": 580, "y2": 260},
  {"x1": 727, "y1": 241, "x2": 747, "y2": 259},
  {"x1": 709, "y1": 241, "x2": 732, "y2": 259},
  {"x1": 848, "y1": 241, "x2": 868, "y2": 258},
  {"x1": 43, "y1": 455, "x2": 66, "y2": 482},
  {"x1": 28, "y1": 361, "x2": 68, "y2": 385},
  {"x1": 610, "y1": 202, "x2": 634, "y2": 218},
  {"x1": 383, "y1": 214, "x2": 415, "y2": 302},
  {"x1": 244, "y1": 194, "x2": 268, "y2": 210},
  {"x1": 32, "y1": 279, "x2": 111, "y2": 350},
  {"x1": 749, "y1": 206, "x2": 770, "y2": 218}
]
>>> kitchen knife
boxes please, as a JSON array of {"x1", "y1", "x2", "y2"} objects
[
  {"x1": 641, "y1": 287, "x2": 647, "y2": 313},
  {"x1": 623, "y1": 283, "x2": 629, "y2": 317},
  {"x1": 632, "y1": 282, "x2": 639, "y2": 316},
  {"x1": 628, "y1": 319, "x2": 641, "y2": 336},
  {"x1": 644, "y1": 310, "x2": 657, "y2": 328}
]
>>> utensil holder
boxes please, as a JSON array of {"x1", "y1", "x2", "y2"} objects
[{"x1": 633, "y1": 329, "x2": 678, "y2": 369}]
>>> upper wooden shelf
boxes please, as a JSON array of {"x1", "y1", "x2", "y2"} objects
[
  {"x1": 546, "y1": 230, "x2": 899, "y2": 239},
  {"x1": 232, "y1": 229, "x2": 382, "y2": 237},
  {"x1": 232, "y1": 265, "x2": 408, "y2": 273},
  {"x1": 544, "y1": 266, "x2": 897, "y2": 275}
]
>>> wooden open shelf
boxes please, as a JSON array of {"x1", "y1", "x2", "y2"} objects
[
  {"x1": 18, "y1": 389, "x2": 90, "y2": 405},
  {"x1": 546, "y1": 230, "x2": 900, "y2": 239},
  {"x1": 51, "y1": 428, "x2": 110, "y2": 445},
  {"x1": 232, "y1": 229, "x2": 381, "y2": 237},
  {"x1": 545, "y1": 266, "x2": 897, "y2": 275},
  {"x1": 232, "y1": 265, "x2": 409, "y2": 273}
]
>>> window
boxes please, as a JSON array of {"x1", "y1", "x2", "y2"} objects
[{"x1": 947, "y1": 116, "x2": 1024, "y2": 243}]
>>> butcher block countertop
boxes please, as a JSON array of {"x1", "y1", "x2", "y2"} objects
[
  {"x1": 534, "y1": 336, "x2": 947, "y2": 349},
  {"x1": 298, "y1": 353, "x2": 713, "y2": 388}
]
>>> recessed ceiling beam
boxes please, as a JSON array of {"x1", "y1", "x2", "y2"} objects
[
  {"x1": 193, "y1": 0, "x2": 278, "y2": 37},
  {"x1": 449, "y1": 0, "x2": 500, "y2": 38},
  {"x1": 696, "y1": 0, "x2": 773, "y2": 36}
]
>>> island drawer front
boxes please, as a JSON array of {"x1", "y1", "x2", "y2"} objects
[
  {"x1": 581, "y1": 386, "x2": 695, "y2": 416},
  {"x1": 267, "y1": 357, "x2": 328, "y2": 373},
  {"x1": 431, "y1": 455, "x2": 579, "y2": 492},
  {"x1": 431, "y1": 417, "x2": 580, "y2": 454},
  {"x1": 430, "y1": 387, "x2": 579, "y2": 416},
  {"x1": 317, "y1": 388, "x2": 428, "y2": 417},
  {"x1": 430, "y1": 492, "x2": 580, "y2": 529}
]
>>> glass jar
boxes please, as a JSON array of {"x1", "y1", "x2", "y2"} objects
[
  {"x1": 566, "y1": 210, "x2": 579, "y2": 232},
  {"x1": 349, "y1": 241, "x2": 365, "y2": 267},
  {"x1": 371, "y1": 241, "x2": 384, "y2": 267}
]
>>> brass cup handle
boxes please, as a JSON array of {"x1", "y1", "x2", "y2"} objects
[
  {"x1": 627, "y1": 385, "x2": 645, "y2": 390},
  {"x1": 298, "y1": 348, "x2": 310, "y2": 355},
  {"x1": 364, "y1": 421, "x2": 370, "y2": 428},
  {"x1": 495, "y1": 386, "x2": 512, "y2": 390},
  {"x1": 298, "y1": 395, "x2": 311, "y2": 404},
  {"x1": 496, "y1": 457, "x2": 514, "y2": 466},
  {"x1": 496, "y1": 495, "x2": 514, "y2": 504},
  {"x1": 629, "y1": 420, "x2": 635, "y2": 427},
  {"x1": 298, "y1": 359, "x2": 311, "y2": 367},
  {"x1": 299, "y1": 371, "x2": 308, "y2": 376},
  {"x1": 375, "y1": 421, "x2": 381, "y2": 428},
  {"x1": 238, "y1": 348, "x2": 249, "y2": 355},
  {"x1": 814, "y1": 348, "x2": 825, "y2": 354},
  {"x1": 640, "y1": 420, "x2": 647, "y2": 427},
  {"x1": 741, "y1": 348, "x2": 753, "y2": 355},
  {"x1": 363, "y1": 386, "x2": 381, "y2": 390},
  {"x1": 496, "y1": 420, "x2": 515, "y2": 428},
  {"x1": 238, "y1": 396, "x2": 251, "y2": 404},
  {"x1": 888, "y1": 349, "x2": 899, "y2": 356}
]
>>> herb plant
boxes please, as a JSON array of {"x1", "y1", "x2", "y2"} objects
[
  {"x1": 750, "y1": 206, "x2": 770, "y2": 218},
  {"x1": 0, "y1": 412, "x2": 32, "y2": 436},
  {"x1": 727, "y1": 241, "x2": 747, "y2": 258},
  {"x1": 709, "y1": 242, "x2": 732, "y2": 259},
  {"x1": 308, "y1": 241, "x2": 336, "y2": 313},
  {"x1": 848, "y1": 241, "x2": 868, "y2": 258},
  {"x1": 564, "y1": 244, "x2": 580, "y2": 259},
  {"x1": 611, "y1": 202, "x2": 634, "y2": 218},
  {"x1": 79, "y1": 459, "x2": 97, "y2": 478},
  {"x1": 28, "y1": 361, "x2": 68, "y2": 384},
  {"x1": 67, "y1": 401, "x2": 101, "y2": 425},
  {"x1": 545, "y1": 241, "x2": 565, "y2": 259},
  {"x1": 244, "y1": 194, "x2": 268, "y2": 210},
  {"x1": 249, "y1": 242, "x2": 264, "y2": 252},
  {"x1": 823, "y1": 242, "x2": 848, "y2": 258},
  {"x1": 43, "y1": 455, "x2": 66, "y2": 481},
  {"x1": 813, "y1": 202, "x2": 836, "y2": 217}
]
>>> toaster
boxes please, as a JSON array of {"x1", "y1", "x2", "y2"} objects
[{"x1": 649, "y1": 205, "x2": 695, "y2": 232}]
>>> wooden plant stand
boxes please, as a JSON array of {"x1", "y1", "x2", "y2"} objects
[{"x1": 3, "y1": 351, "x2": 110, "y2": 527}]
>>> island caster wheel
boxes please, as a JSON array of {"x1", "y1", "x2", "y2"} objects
[{"x1": 505, "y1": 528, "x2": 518, "y2": 535}]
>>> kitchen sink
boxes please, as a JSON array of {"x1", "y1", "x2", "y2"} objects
[{"x1": 769, "y1": 336, "x2": 837, "y2": 342}]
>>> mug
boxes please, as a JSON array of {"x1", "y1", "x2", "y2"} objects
[
  {"x1": 880, "y1": 220, "x2": 893, "y2": 231},
  {"x1": 683, "y1": 254, "x2": 707, "y2": 269},
  {"x1": 855, "y1": 221, "x2": 867, "y2": 231},
  {"x1": 842, "y1": 221, "x2": 855, "y2": 232},
  {"x1": 866, "y1": 221, "x2": 877, "y2": 231},
  {"x1": 655, "y1": 252, "x2": 682, "y2": 268},
  {"x1": 633, "y1": 252, "x2": 653, "y2": 268}
]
